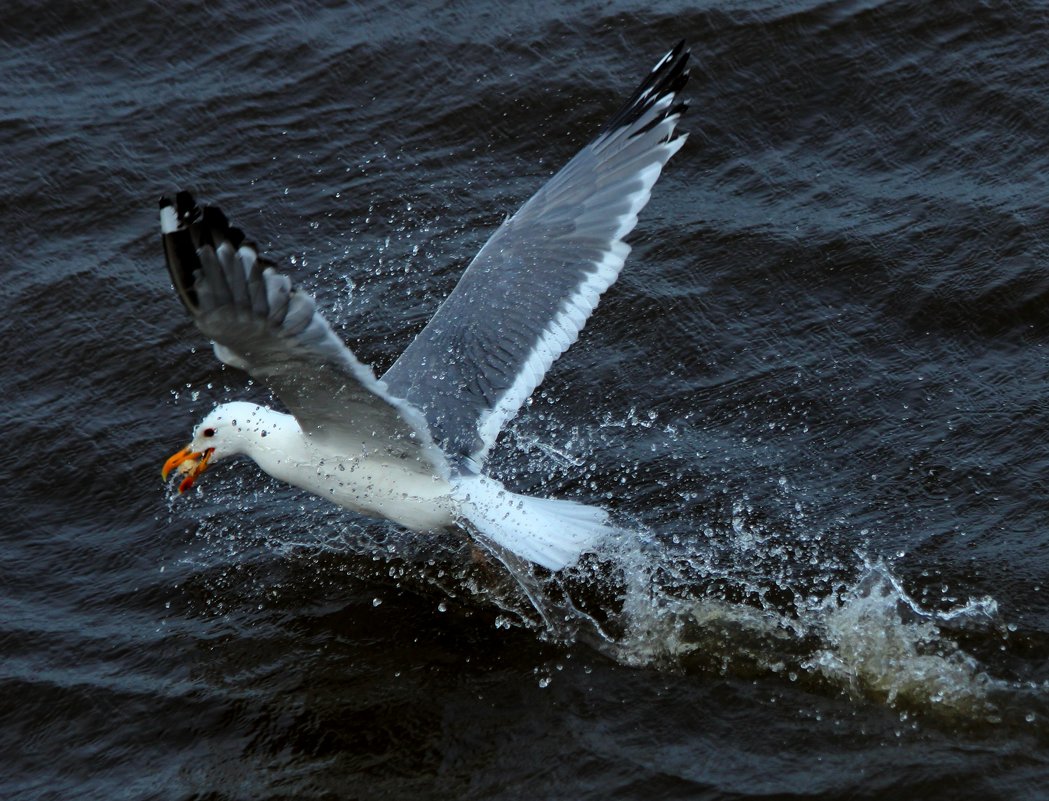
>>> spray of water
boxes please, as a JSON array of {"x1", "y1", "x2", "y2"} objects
[{"x1": 161, "y1": 217, "x2": 1014, "y2": 724}]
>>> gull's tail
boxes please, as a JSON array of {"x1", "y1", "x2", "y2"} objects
[{"x1": 454, "y1": 475, "x2": 612, "y2": 571}]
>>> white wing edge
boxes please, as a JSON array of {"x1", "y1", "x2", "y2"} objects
[{"x1": 472, "y1": 132, "x2": 688, "y2": 462}]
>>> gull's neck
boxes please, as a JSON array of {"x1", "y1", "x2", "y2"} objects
[{"x1": 223, "y1": 404, "x2": 311, "y2": 480}]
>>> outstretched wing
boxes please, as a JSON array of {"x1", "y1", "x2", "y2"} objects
[
  {"x1": 382, "y1": 43, "x2": 689, "y2": 468},
  {"x1": 161, "y1": 191, "x2": 448, "y2": 474}
]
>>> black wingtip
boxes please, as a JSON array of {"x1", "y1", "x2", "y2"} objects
[
  {"x1": 597, "y1": 42, "x2": 691, "y2": 139},
  {"x1": 162, "y1": 192, "x2": 259, "y2": 315},
  {"x1": 161, "y1": 189, "x2": 207, "y2": 312},
  {"x1": 175, "y1": 190, "x2": 198, "y2": 223},
  {"x1": 201, "y1": 205, "x2": 230, "y2": 235}
]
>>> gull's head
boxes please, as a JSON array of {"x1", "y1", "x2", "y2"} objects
[{"x1": 162, "y1": 402, "x2": 263, "y2": 494}]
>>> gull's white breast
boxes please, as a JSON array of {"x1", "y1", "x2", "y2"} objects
[{"x1": 245, "y1": 423, "x2": 457, "y2": 531}]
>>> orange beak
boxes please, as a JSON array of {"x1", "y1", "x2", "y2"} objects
[{"x1": 162, "y1": 446, "x2": 215, "y2": 494}]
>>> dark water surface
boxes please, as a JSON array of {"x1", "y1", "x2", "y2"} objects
[{"x1": 5, "y1": 1, "x2": 1049, "y2": 798}]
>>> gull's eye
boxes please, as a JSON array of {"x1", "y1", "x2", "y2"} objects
[{"x1": 203, "y1": 427, "x2": 216, "y2": 438}]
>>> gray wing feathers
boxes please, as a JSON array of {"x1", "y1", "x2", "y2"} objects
[
  {"x1": 382, "y1": 43, "x2": 689, "y2": 466},
  {"x1": 161, "y1": 193, "x2": 447, "y2": 473}
]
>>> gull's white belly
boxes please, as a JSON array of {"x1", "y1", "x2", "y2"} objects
[
  {"x1": 254, "y1": 441, "x2": 457, "y2": 531},
  {"x1": 322, "y1": 455, "x2": 457, "y2": 531}
]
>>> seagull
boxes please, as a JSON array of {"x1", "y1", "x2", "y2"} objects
[{"x1": 160, "y1": 43, "x2": 689, "y2": 571}]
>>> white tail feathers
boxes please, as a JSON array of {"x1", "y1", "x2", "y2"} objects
[{"x1": 454, "y1": 475, "x2": 611, "y2": 571}]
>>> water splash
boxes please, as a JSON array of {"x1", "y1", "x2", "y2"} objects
[
  {"x1": 165, "y1": 392, "x2": 1011, "y2": 723},
  {"x1": 458, "y1": 493, "x2": 1006, "y2": 721},
  {"x1": 806, "y1": 559, "x2": 998, "y2": 715}
]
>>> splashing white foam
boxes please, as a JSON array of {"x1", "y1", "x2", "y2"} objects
[
  {"x1": 167, "y1": 406, "x2": 1009, "y2": 721},
  {"x1": 806, "y1": 559, "x2": 998, "y2": 714}
]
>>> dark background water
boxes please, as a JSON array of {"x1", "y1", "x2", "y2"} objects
[{"x1": 5, "y1": 0, "x2": 1049, "y2": 798}]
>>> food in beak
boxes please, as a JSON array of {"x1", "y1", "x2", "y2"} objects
[{"x1": 162, "y1": 446, "x2": 214, "y2": 493}]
